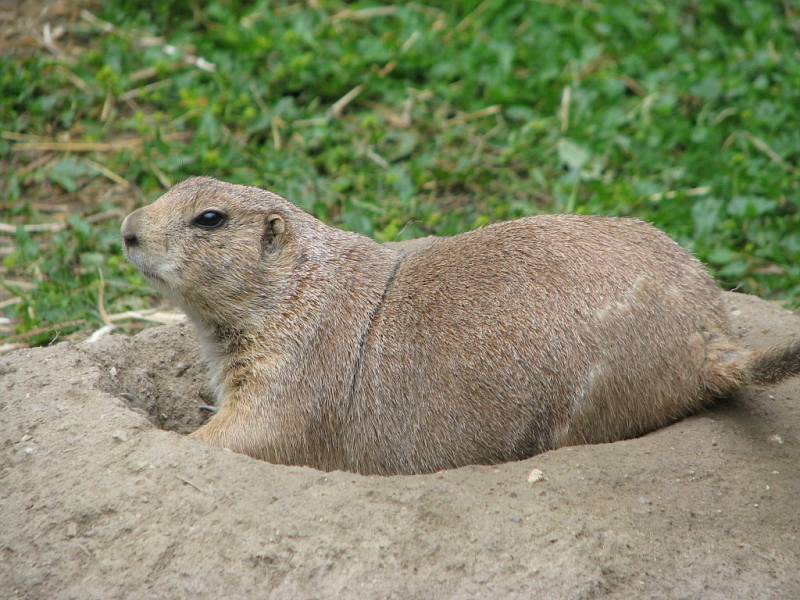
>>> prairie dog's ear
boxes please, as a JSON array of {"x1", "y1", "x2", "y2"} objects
[{"x1": 262, "y1": 213, "x2": 286, "y2": 253}]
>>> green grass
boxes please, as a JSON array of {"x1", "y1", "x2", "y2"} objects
[{"x1": 2, "y1": 0, "x2": 799, "y2": 345}]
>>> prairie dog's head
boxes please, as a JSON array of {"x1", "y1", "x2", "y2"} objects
[{"x1": 121, "y1": 177, "x2": 309, "y2": 323}]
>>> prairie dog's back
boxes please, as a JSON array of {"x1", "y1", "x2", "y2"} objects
[{"x1": 356, "y1": 216, "x2": 729, "y2": 472}]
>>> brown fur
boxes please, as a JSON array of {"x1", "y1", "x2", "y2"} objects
[{"x1": 121, "y1": 177, "x2": 800, "y2": 475}]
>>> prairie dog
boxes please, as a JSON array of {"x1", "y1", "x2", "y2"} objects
[{"x1": 121, "y1": 177, "x2": 800, "y2": 474}]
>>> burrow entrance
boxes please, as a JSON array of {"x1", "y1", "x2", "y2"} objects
[{"x1": 89, "y1": 323, "x2": 212, "y2": 434}]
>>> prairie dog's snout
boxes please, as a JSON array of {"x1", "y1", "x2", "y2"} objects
[
  {"x1": 120, "y1": 206, "x2": 154, "y2": 267},
  {"x1": 121, "y1": 208, "x2": 143, "y2": 250},
  {"x1": 120, "y1": 204, "x2": 177, "y2": 287}
]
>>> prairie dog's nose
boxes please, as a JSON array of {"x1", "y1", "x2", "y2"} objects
[{"x1": 121, "y1": 208, "x2": 143, "y2": 248}]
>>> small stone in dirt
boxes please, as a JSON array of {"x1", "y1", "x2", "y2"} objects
[
  {"x1": 0, "y1": 364, "x2": 17, "y2": 376},
  {"x1": 527, "y1": 468, "x2": 545, "y2": 484},
  {"x1": 174, "y1": 363, "x2": 190, "y2": 377},
  {"x1": 21, "y1": 434, "x2": 32, "y2": 442},
  {"x1": 109, "y1": 366, "x2": 118, "y2": 378},
  {"x1": 111, "y1": 430, "x2": 129, "y2": 443},
  {"x1": 769, "y1": 434, "x2": 783, "y2": 445},
  {"x1": 66, "y1": 522, "x2": 78, "y2": 538},
  {"x1": 638, "y1": 496, "x2": 651, "y2": 505}
]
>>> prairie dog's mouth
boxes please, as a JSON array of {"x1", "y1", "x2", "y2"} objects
[
  {"x1": 137, "y1": 266, "x2": 166, "y2": 284},
  {"x1": 124, "y1": 247, "x2": 173, "y2": 287}
]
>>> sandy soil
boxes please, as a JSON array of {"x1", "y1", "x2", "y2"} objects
[{"x1": 1, "y1": 292, "x2": 798, "y2": 599}]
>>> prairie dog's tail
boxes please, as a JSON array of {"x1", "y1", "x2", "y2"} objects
[
  {"x1": 702, "y1": 338, "x2": 800, "y2": 397},
  {"x1": 743, "y1": 339, "x2": 800, "y2": 387}
]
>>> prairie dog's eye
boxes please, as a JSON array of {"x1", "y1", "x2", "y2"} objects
[{"x1": 193, "y1": 210, "x2": 227, "y2": 229}]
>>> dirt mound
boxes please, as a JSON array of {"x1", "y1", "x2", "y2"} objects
[{"x1": 1, "y1": 293, "x2": 798, "y2": 599}]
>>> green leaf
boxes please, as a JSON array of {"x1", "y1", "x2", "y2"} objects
[
  {"x1": 727, "y1": 196, "x2": 777, "y2": 218},
  {"x1": 47, "y1": 158, "x2": 94, "y2": 193},
  {"x1": 707, "y1": 247, "x2": 736, "y2": 265},
  {"x1": 557, "y1": 139, "x2": 590, "y2": 172},
  {"x1": 691, "y1": 198, "x2": 723, "y2": 238}
]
